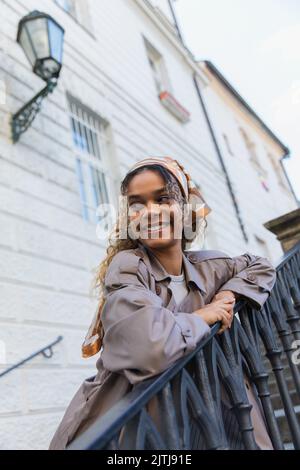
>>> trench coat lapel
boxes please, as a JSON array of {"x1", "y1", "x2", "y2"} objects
[
  {"x1": 136, "y1": 241, "x2": 207, "y2": 294},
  {"x1": 135, "y1": 242, "x2": 207, "y2": 312}
]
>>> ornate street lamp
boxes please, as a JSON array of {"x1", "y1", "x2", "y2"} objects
[{"x1": 11, "y1": 10, "x2": 65, "y2": 143}]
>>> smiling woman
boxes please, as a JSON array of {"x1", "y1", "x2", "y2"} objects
[{"x1": 48, "y1": 156, "x2": 276, "y2": 450}]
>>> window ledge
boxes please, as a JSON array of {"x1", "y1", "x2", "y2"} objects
[{"x1": 158, "y1": 90, "x2": 190, "y2": 123}]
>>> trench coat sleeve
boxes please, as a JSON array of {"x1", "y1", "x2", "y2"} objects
[
  {"x1": 100, "y1": 251, "x2": 211, "y2": 385},
  {"x1": 217, "y1": 252, "x2": 276, "y2": 309}
]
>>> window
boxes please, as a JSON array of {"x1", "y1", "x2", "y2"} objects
[
  {"x1": 223, "y1": 133, "x2": 234, "y2": 156},
  {"x1": 240, "y1": 128, "x2": 259, "y2": 164},
  {"x1": 144, "y1": 37, "x2": 171, "y2": 94},
  {"x1": 240, "y1": 128, "x2": 270, "y2": 191},
  {"x1": 143, "y1": 37, "x2": 190, "y2": 122},
  {"x1": 240, "y1": 127, "x2": 267, "y2": 173},
  {"x1": 67, "y1": 96, "x2": 116, "y2": 226},
  {"x1": 54, "y1": 0, "x2": 92, "y2": 31},
  {"x1": 55, "y1": 0, "x2": 76, "y2": 16},
  {"x1": 268, "y1": 152, "x2": 290, "y2": 191}
]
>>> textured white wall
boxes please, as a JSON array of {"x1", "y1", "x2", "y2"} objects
[{"x1": 0, "y1": 0, "x2": 295, "y2": 449}]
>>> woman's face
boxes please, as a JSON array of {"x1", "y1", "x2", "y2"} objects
[{"x1": 126, "y1": 170, "x2": 184, "y2": 250}]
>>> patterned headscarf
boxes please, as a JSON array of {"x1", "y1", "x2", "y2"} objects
[
  {"x1": 128, "y1": 156, "x2": 211, "y2": 219},
  {"x1": 81, "y1": 156, "x2": 211, "y2": 358}
]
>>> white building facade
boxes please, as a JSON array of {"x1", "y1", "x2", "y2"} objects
[
  {"x1": 0, "y1": 0, "x2": 297, "y2": 449},
  {"x1": 200, "y1": 60, "x2": 297, "y2": 263}
]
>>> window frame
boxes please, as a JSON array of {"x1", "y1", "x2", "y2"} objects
[
  {"x1": 143, "y1": 36, "x2": 172, "y2": 95},
  {"x1": 268, "y1": 151, "x2": 290, "y2": 192},
  {"x1": 240, "y1": 127, "x2": 268, "y2": 177},
  {"x1": 54, "y1": 0, "x2": 93, "y2": 35},
  {"x1": 67, "y1": 95, "x2": 117, "y2": 226}
]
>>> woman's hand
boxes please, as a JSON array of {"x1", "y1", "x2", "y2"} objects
[
  {"x1": 193, "y1": 296, "x2": 235, "y2": 334},
  {"x1": 212, "y1": 290, "x2": 236, "y2": 331},
  {"x1": 212, "y1": 290, "x2": 237, "y2": 303}
]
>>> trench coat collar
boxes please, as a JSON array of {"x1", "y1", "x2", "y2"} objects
[{"x1": 135, "y1": 241, "x2": 207, "y2": 294}]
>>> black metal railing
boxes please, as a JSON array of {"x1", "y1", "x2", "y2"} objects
[
  {"x1": 68, "y1": 241, "x2": 300, "y2": 450},
  {"x1": 0, "y1": 336, "x2": 63, "y2": 378}
]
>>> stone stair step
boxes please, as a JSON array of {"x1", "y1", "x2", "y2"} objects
[
  {"x1": 284, "y1": 442, "x2": 294, "y2": 450},
  {"x1": 271, "y1": 389, "x2": 300, "y2": 411},
  {"x1": 274, "y1": 405, "x2": 300, "y2": 444},
  {"x1": 268, "y1": 377, "x2": 300, "y2": 399}
]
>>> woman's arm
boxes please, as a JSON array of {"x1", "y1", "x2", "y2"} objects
[
  {"x1": 100, "y1": 251, "x2": 211, "y2": 385},
  {"x1": 216, "y1": 252, "x2": 277, "y2": 310}
]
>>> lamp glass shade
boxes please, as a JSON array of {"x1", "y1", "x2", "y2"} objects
[
  {"x1": 18, "y1": 26, "x2": 36, "y2": 67},
  {"x1": 25, "y1": 18, "x2": 50, "y2": 60},
  {"x1": 17, "y1": 11, "x2": 64, "y2": 81},
  {"x1": 48, "y1": 19, "x2": 64, "y2": 64}
]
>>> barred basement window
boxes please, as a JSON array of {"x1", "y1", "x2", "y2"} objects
[{"x1": 67, "y1": 96, "x2": 116, "y2": 227}]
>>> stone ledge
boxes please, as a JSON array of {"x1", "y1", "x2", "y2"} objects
[{"x1": 264, "y1": 208, "x2": 300, "y2": 252}]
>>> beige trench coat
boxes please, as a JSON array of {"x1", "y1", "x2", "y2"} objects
[{"x1": 48, "y1": 242, "x2": 277, "y2": 450}]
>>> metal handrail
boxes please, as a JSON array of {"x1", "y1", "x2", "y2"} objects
[
  {"x1": 68, "y1": 242, "x2": 300, "y2": 450},
  {"x1": 0, "y1": 336, "x2": 63, "y2": 378}
]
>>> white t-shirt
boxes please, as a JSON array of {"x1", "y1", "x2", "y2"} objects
[{"x1": 168, "y1": 271, "x2": 189, "y2": 306}]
